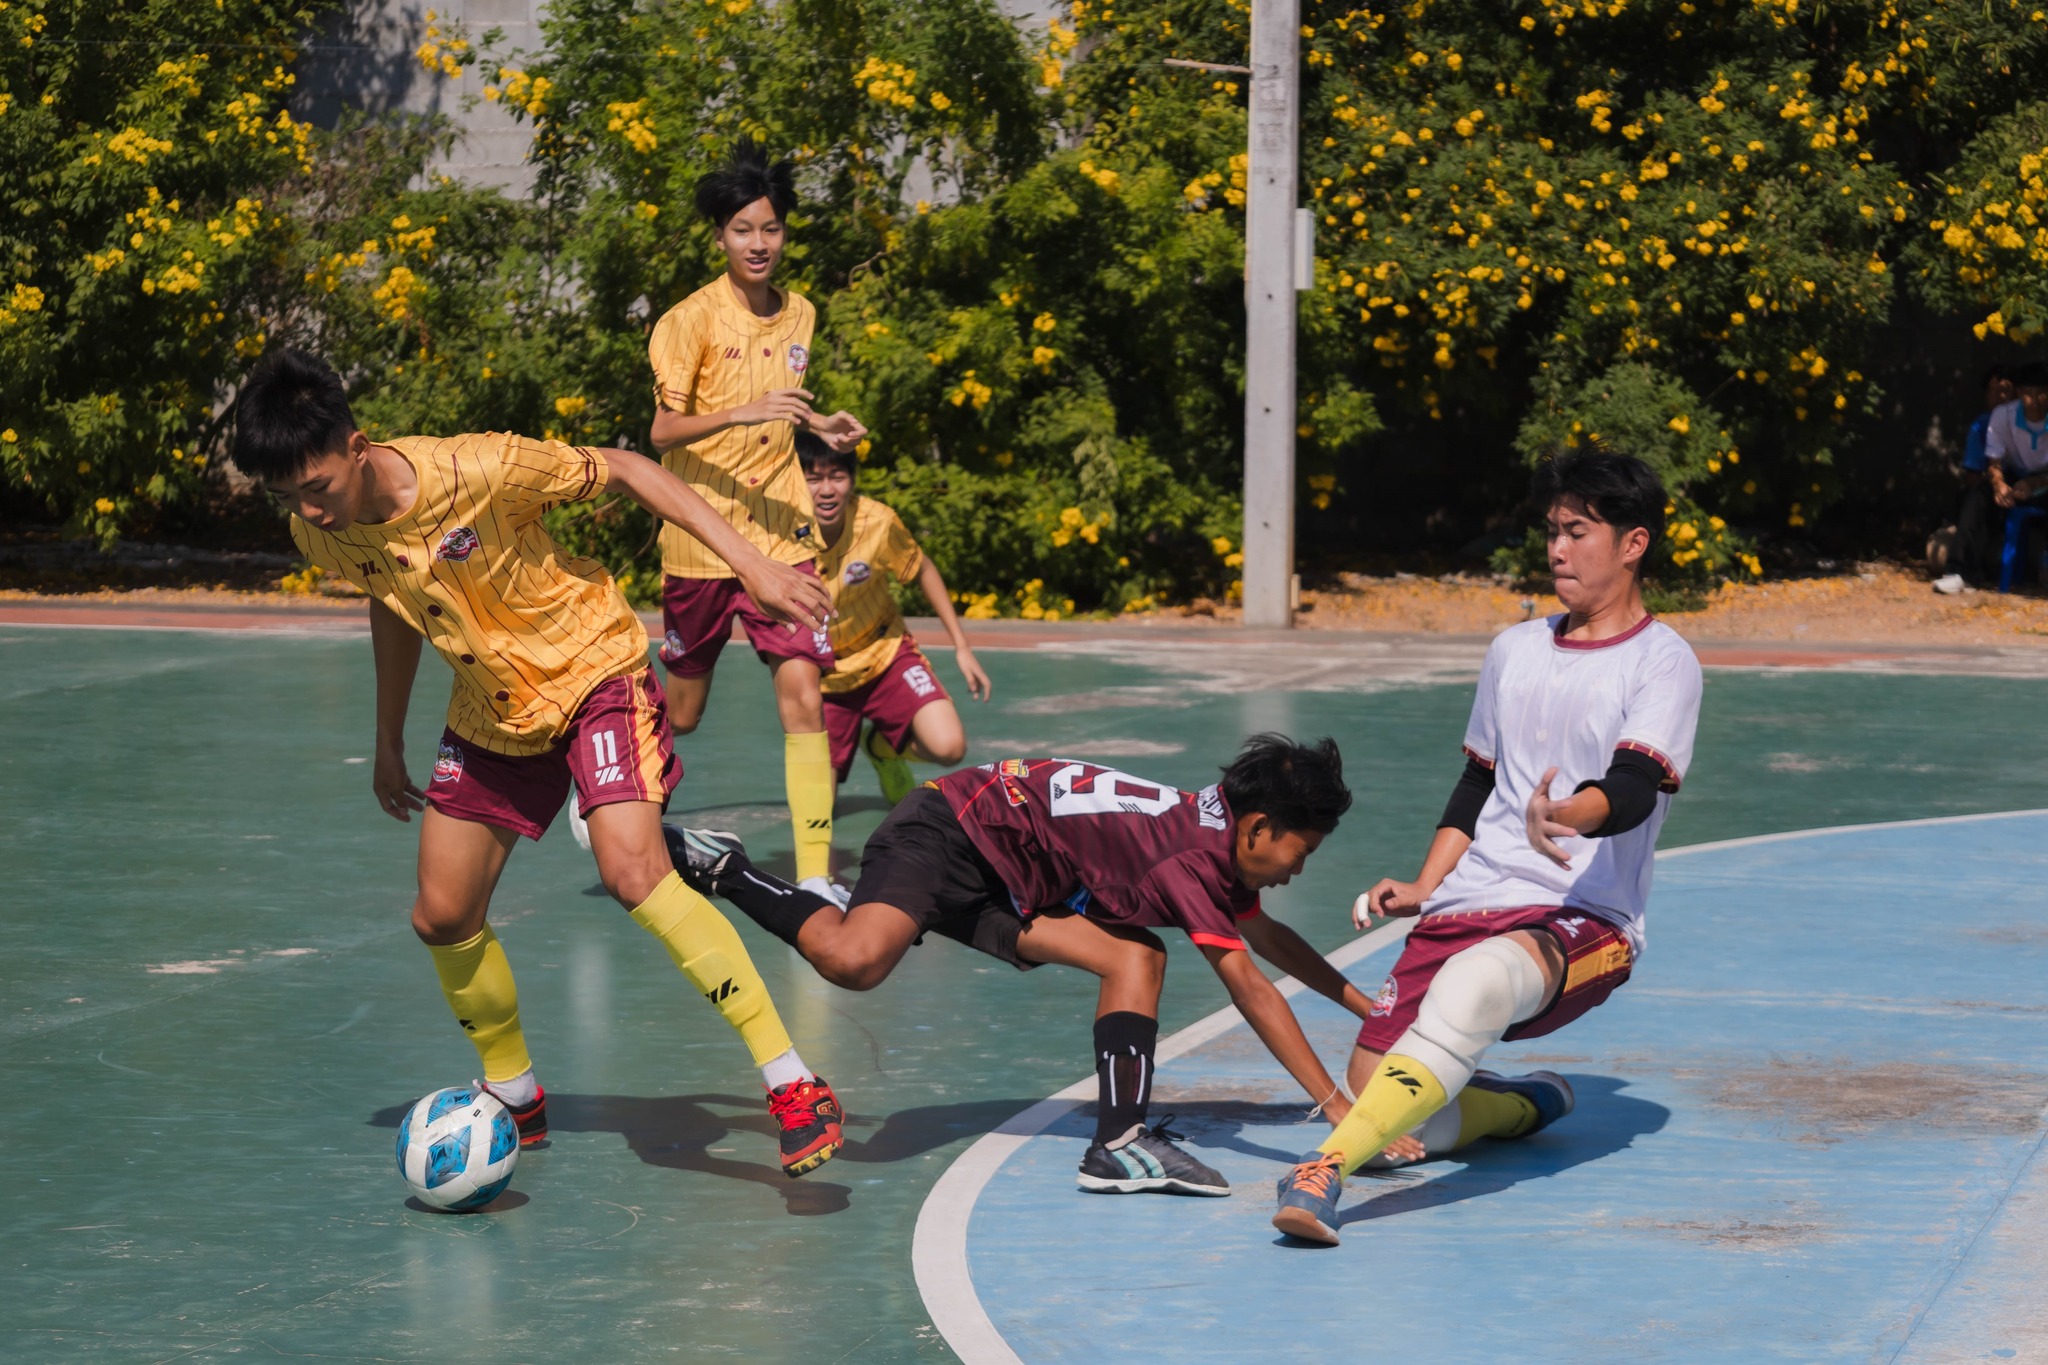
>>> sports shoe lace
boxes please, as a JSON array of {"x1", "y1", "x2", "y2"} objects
[
  {"x1": 768, "y1": 1081, "x2": 820, "y2": 1128},
  {"x1": 1146, "y1": 1114, "x2": 1187, "y2": 1145},
  {"x1": 1291, "y1": 1155, "x2": 1341, "y2": 1199}
]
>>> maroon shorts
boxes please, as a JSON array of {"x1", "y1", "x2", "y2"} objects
[
  {"x1": 423, "y1": 668, "x2": 681, "y2": 840},
  {"x1": 657, "y1": 565, "x2": 835, "y2": 678},
  {"x1": 1356, "y1": 905, "x2": 1634, "y2": 1054},
  {"x1": 823, "y1": 635, "x2": 951, "y2": 779}
]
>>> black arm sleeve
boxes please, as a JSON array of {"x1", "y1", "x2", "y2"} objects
[
  {"x1": 1572, "y1": 748, "x2": 1668, "y2": 837},
  {"x1": 1437, "y1": 756, "x2": 1497, "y2": 837}
]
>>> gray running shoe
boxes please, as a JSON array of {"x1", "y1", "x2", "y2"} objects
[{"x1": 1076, "y1": 1117, "x2": 1229, "y2": 1196}]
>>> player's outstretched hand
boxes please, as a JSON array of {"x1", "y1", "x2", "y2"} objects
[
  {"x1": 1525, "y1": 765, "x2": 1577, "y2": 868},
  {"x1": 1353, "y1": 878, "x2": 1426, "y2": 928},
  {"x1": 373, "y1": 748, "x2": 426, "y2": 822},
  {"x1": 737, "y1": 388, "x2": 818, "y2": 428},
  {"x1": 811, "y1": 409, "x2": 869, "y2": 453},
  {"x1": 956, "y1": 644, "x2": 993, "y2": 701},
  {"x1": 739, "y1": 557, "x2": 834, "y2": 633}
]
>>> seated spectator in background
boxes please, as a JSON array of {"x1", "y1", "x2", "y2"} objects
[
  {"x1": 1953, "y1": 364, "x2": 2015, "y2": 583},
  {"x1": 1987, "y1": 363, "x2": 2048, "y2": 585}
]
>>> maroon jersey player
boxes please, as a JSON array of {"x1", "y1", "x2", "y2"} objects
[{"x1": 668, "y1": 735, "x2": 1373, "y2": 1195}]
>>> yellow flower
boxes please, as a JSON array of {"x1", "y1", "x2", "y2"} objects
[
  {"x1": 1667, "y1": 414, "x2": 1690, "y2": 434},
  {"x1": 930, "y1": 91, "x2": 952, "y2": 111},
  {"x1": 1032, "y1": 345, "x2": 1057, "y2": 368},
  {"x1": 0, "y1": 429, "x2": 14, "y2": 443},
  {"x1": 1211, "y1": 536, "x2": 1233, "y2": 557},
  {"x1": 94, "y1": 497, "x2": 116, "y2": 514},
  {"x1": 1032, "y1": 312, "x2": 1057, "y2": 333},
  {"x1": 554, "y1": 395, "x2": 587, "y2": 418}
]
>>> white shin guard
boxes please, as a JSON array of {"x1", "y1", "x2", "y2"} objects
[{"x1": 1389, "y1": 935, "x2": 1550, "y2": 1098}]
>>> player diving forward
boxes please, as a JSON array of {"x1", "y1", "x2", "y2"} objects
[
  {"x1": 646, "y1": 139, "x2": 868, "y2": 905},
  {"x1": 671, "y1": 737, "x2": 1373, "y2": 1193},
  {"x1": 796, "y1": 430, "x2": 992, "y2": 807},
  {"x1": 1273, "y1": 448, "x2": 1702, "y2": 1243},
  {"x1": 235, "y1": 348, "x2": 850, "y2": 1177}
]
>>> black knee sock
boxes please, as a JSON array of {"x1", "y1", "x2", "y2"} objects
[
  {"x1": 1093, "y1": 1011, "x2": 1159, "y2": 1145},
  {"x1": 702, "y1": 851, "x2": 834, "y2": 950}
]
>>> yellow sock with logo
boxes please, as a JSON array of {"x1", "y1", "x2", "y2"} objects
[
  {"x1": 1317, "y1": 1053, "x2": 1450, "y2": 1176},
  {"x1": 786, "y1": 730, "x2": 835, "y2": 882},
  {"x1": 1456, "y1": 1085, "x2": 1541, "y2": 1146},
  {"x1": 630, "y1": 871, "x2": 794, "y2": 1066},
  {"x1": 426, "y1": 925, "x2": 532, "y2": 1084}
]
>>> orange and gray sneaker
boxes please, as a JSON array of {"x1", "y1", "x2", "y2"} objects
[
  {"x1": 767, "y1": 1076, "x2": 845, "y2": 1177},
  {"x1": 1271, "y1": 1151, "x2": 1345, "y2": 1245},
  {"x1": 479, "y1": 1080, "x2": 548, "y2": 1147}
]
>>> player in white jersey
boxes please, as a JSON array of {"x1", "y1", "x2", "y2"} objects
[{"x1": 1273, "y1": 448, "x2": 1703, "y2": 1245}]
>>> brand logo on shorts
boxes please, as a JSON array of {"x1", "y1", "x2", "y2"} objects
[
  {"x1": 788, "y1": 343, "x2": 809, "y2": 376},
  {"x1": 432, "y1": 742, "x2": 465, "y2": 784},
  {"x1": 844, "y1": 560, "x2": 872, "y2": 585},
  {"x1": 1196, "y1": 783, "x2": 1228, "y2": 831},
  {"x1": 434, "y1": 526, "x2": 481, "y2": 562},
  {"x1": 903, "y1": 664, "x2": 937, "y2": 698},
  {"x1": 1370, "y1": 975, "x2": 1398, "y2": 1017},
  {"x1": 812, "y1": 630, "x2": 831, "y2": 656},
  {"x1": 659, "y1": 629, "x2": 686, "y2": 664},
  {"x1": 1554, "y1": 915, "x2": 1589, "y2": 939}
]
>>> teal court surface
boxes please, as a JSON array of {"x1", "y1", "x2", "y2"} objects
[{"x1": 8, "y1": 609, "x2": 2048, "y2": 1362}]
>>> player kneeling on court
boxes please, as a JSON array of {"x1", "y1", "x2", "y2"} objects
[
  {"x1": 796, "y1": 430, "x2": 992, "y2": 807},
  {"x1": 671, "y1": 737, "x2": 1374, "y2": 1195},
  {"x1": 235, "y1": 349, "x2": 850, "y2": 1178},
  {"x1": 1272, "y1": 448, "x2": 1702, "y2": 1244}
]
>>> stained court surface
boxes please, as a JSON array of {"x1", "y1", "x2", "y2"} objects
[{"x1": 6, "y1": 614, "x2": 2048, "y2": 1361}]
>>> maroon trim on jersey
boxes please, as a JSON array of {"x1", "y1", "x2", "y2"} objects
[
  {"x1": 1550, "y1": 611, "x2": 1656, "y2": 651},
  {"x1": 1460, "y1": 744, "x2": 1496, "y2": 770},
  {"x1": 1616, "y1": 739, "x2": 1682, "y2": 793}
]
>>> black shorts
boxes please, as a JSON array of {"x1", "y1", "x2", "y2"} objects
[{"x1": 850, "y1": 787, "x2": 1036, "y2": 970}]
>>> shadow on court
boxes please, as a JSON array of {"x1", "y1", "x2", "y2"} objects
[
  {"x1": 368, "y1": 1093, "x2": 1045, "y2": 1217},
  {"x1": 1334, "y1": 1075, "x2": 1668, "y2": 1226}
]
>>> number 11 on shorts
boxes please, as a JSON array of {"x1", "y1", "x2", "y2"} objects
[{"x1": 590, "y1": 729, "x2": 625, "y2": 787}]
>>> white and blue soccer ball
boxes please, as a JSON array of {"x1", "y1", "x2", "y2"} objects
[{"x1": 395, "y1": 1086, "x2": 520, "y2": 1212}]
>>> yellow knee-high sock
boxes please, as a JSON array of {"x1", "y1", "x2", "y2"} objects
[
  {"x1": 426, "y1": 925, "x2": 532, "y2": 1084},
  {"x1": 1455, "y1": 1085, "x2": 1540, "y2": 1147},
  {"x1": 1318, "y1": 1053, "x2": 1450, "y2": 1176},
  {"x1": 786, "y1": 730, "x2": 835, "y2": 882},
  {"x1": 630, "y1": 872, "x2": 794, "y2": 1066}
]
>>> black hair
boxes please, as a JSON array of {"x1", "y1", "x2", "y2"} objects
[
  {"x1": 232, "y1": 348, "x2": 356, "y2": 482},
  {"x1": 794, "y1": 428, "x2": 857, "y2": 478},
  {"x1": 2012, "y1": 361, "x2": 2048, "y2": 391},
  {"x1": 1983, "y1": 363, "x2": 2014, "y2": 388},
  {"x1": 1219, "y1": 733, "x2": 1352, "y2": 835},
  {"x1": 1530, "y1": 446, "x2": 1668, "y2": 553},
  {"x1": 693, "y1": 138, "x2": 798, "y2": 227}
]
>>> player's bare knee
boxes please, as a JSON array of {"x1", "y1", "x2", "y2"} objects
[
  {"x1": 595, "y1": 848, "x2": 671, "y2": 909},
  {"x1": 410, "y1": 893, "x2": 480, "y2": 945},
  {"x1": 812, "y1": 946, "x2": 886, "y2": 992},
  {"x1": 924, "y1": 735, "x2": 967, "y2": 766}
]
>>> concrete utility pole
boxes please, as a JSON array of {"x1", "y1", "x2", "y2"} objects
[{"x1": 1240, "y1": 0, "x2": 1303, "y2": 629}]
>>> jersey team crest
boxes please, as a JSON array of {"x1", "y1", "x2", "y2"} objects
[
  {"x1": 434, "y1": 526, "x2": 481, "y2": 562},
  {"x1": 788, "y1": 343, "x2": 809, "y2": 376},
  {"x1": 432, "y1": 741, "x2": 465, "y2": 784},
  {"x1": 843, "y1": 560, "x2": 872, "y2": 585}
]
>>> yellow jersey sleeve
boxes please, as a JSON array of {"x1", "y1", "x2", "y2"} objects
[
  {"x1": 649, "y1": 304, "x2": 711, "y2": 415},
  {"x1": 882, "y1": 509, "x2": 925, "y2": 584},
  {"x1": 495, "y1": 435, "x2": 609, "y2": 517}
]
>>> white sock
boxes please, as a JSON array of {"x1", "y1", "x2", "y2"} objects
[
  {"x1": 760, "y1": 1047, "x2": 813, "y2": 1091},
  {"x1": 483, "y1": 1068, "x2": 538, "y2": 1108}
]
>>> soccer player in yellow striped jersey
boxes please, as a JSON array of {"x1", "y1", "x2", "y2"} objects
[
  {"x1": 795, "y1": 433, "x2": 992, "y2": 810},
  {"x1": 234, "y1": 348, "x2": 848, "y2": 1178},
  {"x1": 647, "y1": 140, "x2": 867, "y2": 905}
]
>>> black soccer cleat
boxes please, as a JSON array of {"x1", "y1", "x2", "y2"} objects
[
  {"x1": 1076, "y1": 1117, "x2": 1230, "y2": 1196},
  {"x1": 664, "y1": 824, "x2": 745, "y2": 897}
]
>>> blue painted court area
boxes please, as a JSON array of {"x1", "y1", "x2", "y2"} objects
[{"x1": 924, "y1": 812, "x2": 2048, "y2": 1364}]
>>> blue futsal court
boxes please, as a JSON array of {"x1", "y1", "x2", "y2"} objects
[
  {"x1": 8, "y1": 615, "x2": 2048, "y2": 1361},
  {"x1": 919, "y1": 811, "x2": 2048, "y2": 1364}
]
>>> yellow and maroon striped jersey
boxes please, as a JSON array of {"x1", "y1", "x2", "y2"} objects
[
  {"x1": 648, "y1": 277, "x2": 821, "y2": 579},
  {"x1": 815, "y1": 494, "x2": 925, "y2": 694},
  {"x1": 290, "y1": 433, "x2": 649, "y2": 757}
]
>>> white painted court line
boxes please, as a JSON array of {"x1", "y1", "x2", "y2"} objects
[
  {"x1": 913, "y1": 807, "x2": 2048, "y2": 1365},
  {"x1": 911, "y1": 916, "x2": 1414, "y2": 1365}
]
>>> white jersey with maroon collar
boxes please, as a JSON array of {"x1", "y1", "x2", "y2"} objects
[{"x1": 1423, "y1": 612, "x2": 1702, "y2": 958}]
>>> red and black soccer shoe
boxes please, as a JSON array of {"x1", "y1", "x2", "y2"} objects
[
  {"x1": 480, "y1": 1080, "x2": 549, "y2": 1147},
  {"x1": 767, "y1": 1076, "x2": 844, "y2": 1177}
]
